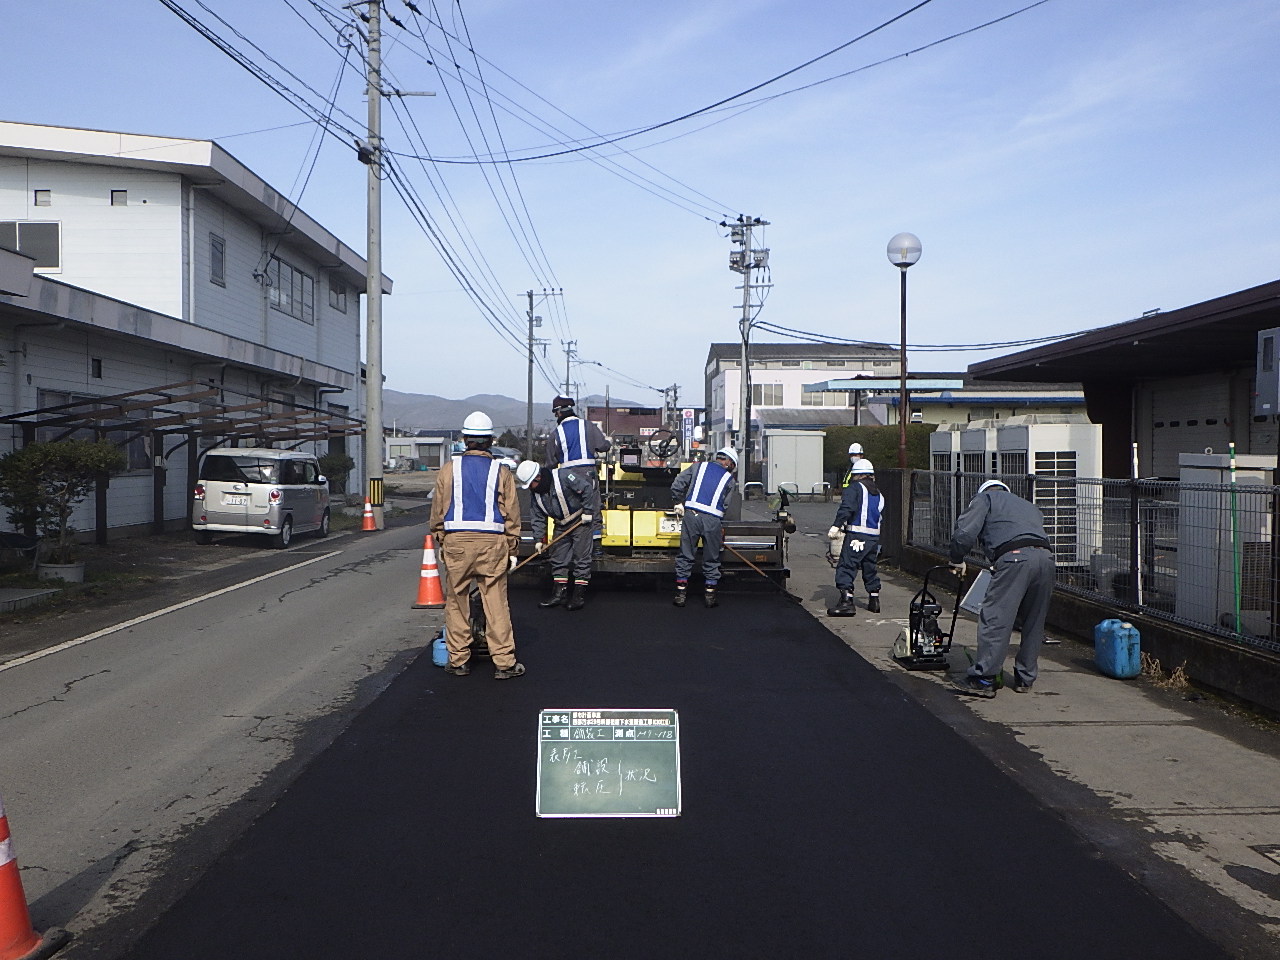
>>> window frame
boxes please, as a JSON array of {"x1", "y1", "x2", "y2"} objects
[
  {"x1": 210, "y1": 234, "x2": 226, "y2": 287},
  {"x1": 267, "y1": 255, "x2": 316, "y2": 324}
]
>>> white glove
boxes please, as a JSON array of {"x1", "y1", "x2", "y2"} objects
[
  {"x1": 580, "y1": 514, "x2": 592, "y2": 524},
  {"x1": 674, "y1": 503, "x2": 685, "y2": 518},
  {"x1": 827, "y1": 526, "x2": 842, "y2": 541},
  {"x1": 533, "y1": 541, "x2": 545, "y2": 554},
  {"x1": 508, "y1": 556, "x2": 518, "y2": 573},
  {"x1": 949, "y1": 561, "x2": 967, "y2": 578}
]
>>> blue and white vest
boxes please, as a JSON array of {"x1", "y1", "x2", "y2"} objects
[
  {"x1": 535, "y1": 468, "x2": 581, "y2": 522},
  {"x1": 684, "y1": 461, "x2": 734, "y2": 518},
  {"x1": 443, "y1": 455, "x2": 506, "y2": 533},
  {"x1": 843, "y1": 488, "x2": 885, "y2": 538},
  {"x1": 554, "y1": 417, "x2": 594, "y2": 468}
]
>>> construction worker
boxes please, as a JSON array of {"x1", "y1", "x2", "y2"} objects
[
  {"x1": 516, "y1": 459, "x2": 600, "y2": 611},
  {"x1": 670, "y1": 447, "x2": 738, "y2": 608},
  {"x1": 840, "y1": 442, "x2": 866, "y2": 488},
  {"x1": 545, "y1": 396, "x2": 611, "y2": 557},
  {"x1": 947, "y1": 479, "x2": 1055, "y2": 698},
  {"x1": 429, "y1": 411, "x2": 525, "y2": 680},
  {"x1": 826, "y1": 458, "x2": 885, "y2": 616}
]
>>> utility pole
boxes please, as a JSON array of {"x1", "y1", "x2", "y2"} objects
[
  {"x1": 526, "y1": 291, "x2": 539, "y2": 463},
  {"x1": 725, "y1": 216, "x2": 770, "y2": 482},
  {"x1": 361, "y1": 0, "x2": 385, "y2": 529},
  {"x1": 563, "y1": 340, "x2": 577, "y2": 397}
]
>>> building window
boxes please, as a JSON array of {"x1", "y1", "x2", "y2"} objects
[
  {"x1": 266, "y1": 256, "x2": 315, "y2": 324},
  {"x1": 329, "y1": 275, "x2": 348, "y2": 313},
  {"x1": 33, "y1": 190, "x2": 51, "y2": 207},
  {"x1": 750, "y1": 383, "x2": 784, "y2": 406},
  {"x1": 780, "y1": 360, "x2": 800, "y2": 367},
  {"x1": 111, "y1": 190, "x2": 128, "y2": 206},
  {"x1": 825, "y1": 360, "x2": 846, "y2": 367},
  {"x1": 801, "y1": 390, "x2": 850, "y2": 407},
  {"x1": 210, "y1": 234, "x2": 226, "y2": 287},
  {"x1": 0, "y1": 221, "x2": 61, "y2": 268},
  {"x1": 91, "y1": 358, "x2": 103, "y2": 379}
]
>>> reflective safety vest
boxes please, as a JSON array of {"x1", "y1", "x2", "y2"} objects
[
  {"x1": 443, "y1": 455, "x2": 506, "y2": 532},
  {"x1": 534, "y1": 468, "x2": 582, "y2": 522},
  {"x1": 843, "y1": 487, "x2": 885, "y2": 537},
  {"x1": 683, "y1": 461, "x2": 734, "y2": 518},
  {"x1": 554, "y1": 417, "x2": 594, "y2": 468}
]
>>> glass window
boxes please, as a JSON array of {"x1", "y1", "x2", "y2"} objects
[
  {"x1": 210, "y1": 234, "x2": 226, "y2": 286},
  {"x1": 33, "y1": 190, "x2": 51, "y2": 207},
  {"x1": 111, "y1": 190, "x2": 128, "y2": 206},
  {"x1": 0, "y1": 221, "x2": 60, "y2": 268},
  {"x1": 750, "y1": 383, "x2": 784, "y2": 406},
  {"x1": 329, "y1": 276, "x2": 347, "y2": 313},
  {"x1": 267, "y1": 256, "x2": 315, "y2": 324}
]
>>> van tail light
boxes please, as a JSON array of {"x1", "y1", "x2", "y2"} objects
[
  {"x1": 269, "y1": 488, "x2": 282, "y2": 503},
  {"x1": 194, "y1": 484, "x2": 205, "y2": 501}
]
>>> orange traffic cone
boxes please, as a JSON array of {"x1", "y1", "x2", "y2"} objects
[
  {"x1": 361, "y1": 497, "x2": 376, "y2": 532},
  {"x1": 412, "y1": 534, "x2": 446, "y2": 609},
  {"x1": 0, "y1": 796, "x2": 69, "y2": 960}
]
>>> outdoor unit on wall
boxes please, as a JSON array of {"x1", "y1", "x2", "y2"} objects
[
  {"x1": 1256, "y1": 327, "x2": 1280, "y2": 417},
  {"x1": 928, "y1": 422, "x2": 963, "y2": 473},
  {"x1": 1175, "y1": 453, "x2": 1275, "y2": 639},
  {"x1": 928, "y1": 424, "x2": 965, "y2": 546},
  {"x1": 996, "y1": 414, "x2": 1103, "y2": 567},
  {"x1": 959, "y1": 418, "x2": 999, "y2": 478}
]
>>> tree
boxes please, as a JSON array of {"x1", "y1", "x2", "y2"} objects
[
  {"x1": 496, "y1": 429, "x2": 521, "y2": 449},
  {"x1": 319, "y1": 452, "x2": 356, "y2": 494},
  {"x1": 0, "y1": 439, "x2": 128, "y2": 564}
]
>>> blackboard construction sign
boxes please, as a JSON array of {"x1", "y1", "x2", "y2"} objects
[{"x1": 536, "y1": 709, "x2": 681, "y2": 818}]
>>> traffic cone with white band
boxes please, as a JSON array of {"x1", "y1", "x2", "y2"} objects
[
  {"x1": 0, "y1": 796, "x2": 69, "y2": 960},
  {"x1": 412, "y1": 534, "x2": 446, "y2": 609},
  {"x1": 361, "y1": 497, "x2": 376, "y2": 532}
]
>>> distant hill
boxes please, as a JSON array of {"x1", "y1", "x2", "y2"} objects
[{"x1": 382, "y1": 390, "x2": 640, "y2": 434}]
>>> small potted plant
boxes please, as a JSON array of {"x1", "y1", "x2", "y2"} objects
[{"x1": 0, "y1": 438, "x2": 128, "y2": 582}]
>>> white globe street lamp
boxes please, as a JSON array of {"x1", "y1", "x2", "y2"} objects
[{"x1": 887, "y1": 233, "x2": 922, "y2": 469}]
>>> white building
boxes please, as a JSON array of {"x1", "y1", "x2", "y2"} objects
[
  {"x1": 704, "y1": 342, "x2": 901, "y2": 453},
  {"x1": 0, "y1": 121, "x2": 389, "y2": 537}
]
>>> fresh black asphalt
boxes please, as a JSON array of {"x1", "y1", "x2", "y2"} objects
[{"x1": 119, "y1": 586, "x2": 1227, "y2": 959}]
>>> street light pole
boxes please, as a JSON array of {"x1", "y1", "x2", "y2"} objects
[{"x1": 886, "y1": 232, "x2": 921, "y2": 470}]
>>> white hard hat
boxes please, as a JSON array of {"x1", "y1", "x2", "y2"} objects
[
  {"x1": 714, "y1": 447, "x2": 738, "y2": 467},
  {"x1": 515, "y1": 460, "x2": 540, "y2": 489},
  {"x1": 461, "y1": 411, "x2": 494, "y2": 437},
  {"x1": 850, "y1": 458, "x2": 874, "y2": 475},
  {"x1": 847, "y1": 443, "x2": 864, "y2": 456},
  {"x1": 977, "y1": 479, "x2": 1009, "y2": 494}
]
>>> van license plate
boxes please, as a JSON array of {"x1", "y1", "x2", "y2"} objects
[
  {"x1": 223, "y1": 495, "x2": 249, "y2": 505},
  {"x1": 659, "y1": 517, "x2": 681, "y2": 534}
]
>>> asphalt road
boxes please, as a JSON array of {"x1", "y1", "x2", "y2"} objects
[{"x1": 107, "y1": 581, "x2": 1225, "y2": 960}]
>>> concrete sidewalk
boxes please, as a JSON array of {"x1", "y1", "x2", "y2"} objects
[{"x1": 776, "y1": 498, "x2": 1280, "y2": 956}]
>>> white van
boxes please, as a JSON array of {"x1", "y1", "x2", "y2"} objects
[{"x1": 192, "y1": 447, "x2": 330, "y2": 548}]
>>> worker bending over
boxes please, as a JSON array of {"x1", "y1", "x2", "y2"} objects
[
  {"x1": 545, "y1": 396, "x2": 611, "y2": 557},
  {"x1": 517, "y1": 459, "x2": 600, "y2": 611},
  {"x1": 670, "y1": 447, "x2": 738, "y2": 608}
]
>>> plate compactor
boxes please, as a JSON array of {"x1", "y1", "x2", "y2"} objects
[{"x1": 892, "y1": 565, "x2": 963, "y2": 670}]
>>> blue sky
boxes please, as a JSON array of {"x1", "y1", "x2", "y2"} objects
[{"x1": 6, "y1": 0, "x2": 1279, "y2": 405}]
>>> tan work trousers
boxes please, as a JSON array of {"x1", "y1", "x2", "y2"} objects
[{"x1": 441, "y1": 532, "x2": 517, "y2": 670}]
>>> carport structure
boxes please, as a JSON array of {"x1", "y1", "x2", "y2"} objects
[{"x1": 0, "y1": 379, "x2": 363, "y2": 541}]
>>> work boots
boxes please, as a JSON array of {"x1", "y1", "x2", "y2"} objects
[
  {"x1": 673, "y1": 584, "x2": 688, "y2": 607},
  {"x1": 827, "y1": 590, "x2": 857, "y2": 617},
  {"x1": 703, "y1": 587, "x2": 719, "y2": 608},
  {"x1": 539, "y1": 582, "x2": 569, "y2": 608},
  {"x1": 565, "y1": 582, "x2": 587, "y2": 611},
  {"x1": 866, "y1": 593, "x2": 880, "y2": 613}
]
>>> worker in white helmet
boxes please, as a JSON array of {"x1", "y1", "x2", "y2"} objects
[
  {"x1": 840, "y1": 442, "x2": 866, "y2": 489},
  {"x1": 545, "y1": 396, "x2": 612, "y2": 557},
  {"x1": 429, "y1": 411, "x2": 525, "y2": 679},
  {"x1": 516, "y1": 458, "x2": 600, "y2": 611},
  {"x1": 826, "y1": 458, "x2": 885, "y2": 616},
  {"x1": 669, "y1": 447, "x2": 738, "y2": 608},
  {"x1": 947, "y1": 478, "x2": 1055, "y2": 698}
]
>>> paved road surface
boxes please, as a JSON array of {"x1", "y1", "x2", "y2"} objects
[{"x1": 115, "y1": 587, "x2": 1225, "y2": 960}]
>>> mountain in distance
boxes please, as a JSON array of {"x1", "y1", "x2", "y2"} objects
[{"x1": 383, "y1": 389, "x2": 642, "y2": 434}]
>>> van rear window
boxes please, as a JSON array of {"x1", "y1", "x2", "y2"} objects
[{"x1": 200, "y1": 456, "x2": 281, "y2": 483}]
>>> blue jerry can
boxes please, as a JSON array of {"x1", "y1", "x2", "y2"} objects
[
  {"x1": 1094, "y1": 619, "x2": 1141, "y2": 679},
  {"x1": 432, "y1": 630, "x2": 448, "y2": 667}
]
